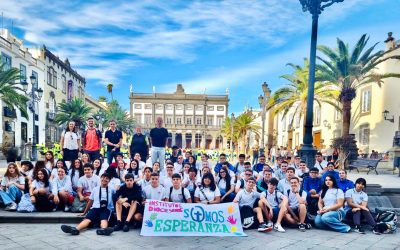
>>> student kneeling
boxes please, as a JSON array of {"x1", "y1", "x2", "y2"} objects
[
  {"x1": 114, "y1": 173, "x2": 144, "y2": 232},
  {"x1": 234, "y1": 177, "x2": 271, "y2": 232},
  {"x1": 61, "y1": 173, "x2": 114, "y2": 236}
]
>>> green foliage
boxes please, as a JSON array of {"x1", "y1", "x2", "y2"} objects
[
  {"x1": 0, "y1": 64, "x2": 30, "y2": 119},
  {"x1": 96, "y1": 100, "x2": 135, "y2": 134},
  {"x1": 55, "y1": 98, "x2": 93, "y2": 128}
]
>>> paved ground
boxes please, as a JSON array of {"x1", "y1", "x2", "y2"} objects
[{"x1": 0, "y1": 223, "x2": 399, "y2": 250}]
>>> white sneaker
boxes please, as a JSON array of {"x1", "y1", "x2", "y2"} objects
[
  {"x1": 64, "y1": 205, "x2": 70, "y2": 212},
  {"x1": 5, "y1": 202, "x2": 17, "y2": 211},
  {"x1": 266, "y1": 221, "x2": 273, "y2": 228},
  {"x1": 274, "y1": 223, "x2": 285, "y2": 233}
]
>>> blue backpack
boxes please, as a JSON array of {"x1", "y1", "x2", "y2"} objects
[{"x1": 17, "y1": 193, "x2": 36, "y2": 213}]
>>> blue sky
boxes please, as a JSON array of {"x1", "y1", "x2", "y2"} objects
[{"x1": 1, "y1": 0, "x2": 400, "y2": 113}]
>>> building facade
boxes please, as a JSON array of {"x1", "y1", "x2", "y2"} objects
[
  {"x1": 0, "y1": 29, "x2": 46, "y2": 158},
  {"x1": 30, "y1": 47, "x2": 86, "y2": 147},
  {"x1": 130, "y1": 84, "x2": 228, "y2": 149}
]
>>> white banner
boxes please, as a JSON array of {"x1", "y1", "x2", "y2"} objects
[{"x1": 140, "y1": 200, "x2": 246, "y2": 237}]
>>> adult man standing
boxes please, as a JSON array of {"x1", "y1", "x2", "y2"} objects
[
  {"x1": 150, "y1": 117, "x2": 169, "y2": 170},
  {"x1": 104, "y1": 120, "x2": 123, "y2": 165},
  {"x1": 129, "y1": 126, "x2": 149, "y2": 162},
  {"x1": 82, "y1": 117, "x2": 102, "y2": 162}
]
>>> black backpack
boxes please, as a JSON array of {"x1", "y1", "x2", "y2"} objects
[
  {"x1": 374, "y1": 211, "x2": 397, "y2": 234},
  {"x1": 169, "y1": 187, "x2": 187, "y2": 203},
  {"x1": 240, "y1": 205, "x2": 259, "y2": 229}
]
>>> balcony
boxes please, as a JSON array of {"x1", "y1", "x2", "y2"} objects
[
  {"x1": 3, "y1": 107, "x2": 16, "y2": 118},
  {"x1": 47, "y1": 112, "x2": 56, "y2": 121}
]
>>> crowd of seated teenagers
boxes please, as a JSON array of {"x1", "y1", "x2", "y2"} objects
[{"x1": 0, "y1": 151, "x2": 380, "y2": 236}]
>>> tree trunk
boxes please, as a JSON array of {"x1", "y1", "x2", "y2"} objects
[{"x1": 341, "y1": 100, "x2": 352, "y2": 138}]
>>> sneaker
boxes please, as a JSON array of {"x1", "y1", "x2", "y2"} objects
[
  {"x1": 352, "y1": 225, "x2": 365, "y2": 234},
  {"x1": 64, "y1": 205, "x2": 70, "y2": 212},
  {"x1": 61, "y1": 225, "x2": 79, "y2": 235},
  {"x1": 258, "y1": 223, "x2": 272, "y2": 232},
  {"x1": 305, "y1": 223, "x2": 312, "y2": 230},
  {"x1": 123, "y1": 222, "x2": 130, "y2": 232},
  {"x1": 5, "y1": 202, "x2": 17, "y2": 211},
  {"x1": 97, "y1": 227, "x2": 114, "y2": 236},
  {"x1": 298, "y1": 223, "x2": 306, "y2": 232},
  {"x1": 372, "y1": 229, "x2": 381, "y2": 235},
  {"x1": 266, "y1": 221, "x2": 273, "y2": 228},
  {"x1": 113, "y1": 221, "x2": 123, "y2": 231},
  {"x1": 274, "y1": 224, "x2": 285, "y2": 233}
]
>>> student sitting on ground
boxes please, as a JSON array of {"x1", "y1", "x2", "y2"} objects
[
  {"x1": 73, "y1": 163, "x2": 100, "y2": 213},
  {"x1": 61, "y1": 173, "x2": 114, "y2": 236},
  {"x1": 69, "y1": 159, "x2": 84, "y2": 194},
  {"x1": 234, "y1": 177, "x2": 272, "y2": 233},
  {"x1": 164, "y1": 173, "x2": 192, "y2": 203},
  {"x1": 278, "y1": 167, "x2": 296, "y2": 194},
  {"x1": 275, "y1": 160, "x2": 288, "y2": 181},
  {"x1": 338, "y1": 170, "x2": 354, "y2": 194},
  {"x1": 345, "y1": 178, "x2": 377, "y2": 234},
  {"x1": 137, "y1": 167, "x2": 152, "y2": 188},
  {"x1": 160, "y1": 162, "x2": 174, "y2": 189},
  {"x1": 114, "y1": 173, "x2": 144, "y2": 232},
  {"x1": 259, "y1": 177, "x2": 288, "y2": 233},
  {"x1": 0, "y1": 162, "x2": 26, "y2": 211},
  {"x1": 51, "y1": 159, "x2": 68, "y2": 180},
  {"x1": 194, "y1": 172, "x2": 221, "y2": 204},
  {"x1": 256, "y1": 169, "x2": 273, "y2": 193},
  {"x1": 105, "y1": 167, "x2": 121, "y2": 193},
  {"x1": 52, "y1": 167, "x2": 74, "y2": 212},
  {"x1": 182, "y1": 167, "x2": 198, "y2": 201},
  {"x1": 284, "y1": 177, "x2": 310, "y2": 232},
  {"x1": 315, "y1": 175, "x2": 350, "y2": 233},
  {"x1": 216, "y1": 167, "x2": 235, "y2": 203},
  {"x1": 30, "y1": 168, "x2": 54, "y2": 212},
  {"x1": 235, "y1": 169, "x2": 255, "y2": 193},
  {"x1": 302, "y1": 167, "x2": 322, "y2": 215},
  {"x1": 93, "y1": 158, "x2": 105, "y2": 176},
  {"x1": 142, "y1": 173, "x2": 167, "y2": 201}
]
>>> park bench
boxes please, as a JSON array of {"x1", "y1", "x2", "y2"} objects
[{"x1": 348, "y1": 158, "x2": 382, "y2": 175}]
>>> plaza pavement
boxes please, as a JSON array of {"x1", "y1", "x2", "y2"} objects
[{"x1": 0, "y1": 223, "x2": 400, "y2": 250}]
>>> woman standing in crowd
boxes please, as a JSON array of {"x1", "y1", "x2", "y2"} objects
[
  {"x1": 216, "y1": 167, "x2": 235, "y2": 203},
  {"x1": 30, "y1": 169, "x2": 54, "y2": 211},
  {"x1": 60, "y1": 121, "x2": 80, "y2": 165},
  {"x1": 0, "y1": 163, "x2": 25, "y2": 211},
  {"x1": 129, "y1": 126, "x2": 148, "y2": 162},
  {"x1": 52, "y1": 167, "x2": 73, "y2": 212},
  {"x1": 315, "y1": 175, "x2": 350, "y2": 233},
  {"x1": 345, "y1": 178, "x2": 377, "y2": 234},
  {"x1": 44, "y1": 151, "x2": 55, "y2": 175},
  {"x1": 194, "y1": 172, "x2": 221, "y2": 204},
  {"x1": 69, "y1": 159, "x2": 84, "y2": 193}
]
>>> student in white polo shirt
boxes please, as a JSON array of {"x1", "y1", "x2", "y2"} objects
[
  {"x1": 234, "y1": 177, "x2": 272, "y2": 233},
  {"x1": 284, "y1": 176, "x2": 311, "y2": 231},
  {"x1": 142, "y1": 173, "x2": 167, "y2": 201},
  {"x1": 164, "y1": 173, "x2": 191, "y2": 203},
  {"x1": 194, "y1": 172, "x2": 221, "y2": 204}
]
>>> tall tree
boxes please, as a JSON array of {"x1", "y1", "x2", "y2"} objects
[
  {"x1": 55, "y1": 98, "x2": 92, "y2": 128},
  {"x1": 220, "y1": 116, "x2": 237, "y2": 150},
  {"x1": 234, "y1": 113, "x2": 261, "y2": 154},
  {"x1": 101, "y1": 101, "x2": 135, "y2": 134},
  {"x1": 268, "y1": 58, "x2": 340, "y2": 134},
  {"x1": 107, "y1": 83, "x2": 114, "y2": 101},
  {"x1": 98, "y1": 96, "x2": 108, "y2": 103},
  {"x1": 0, "y1": 64, "x2": 29, "y2": 119},
  {"x1": 317, "y1": 34, "x2": 400, "y2": 138}
]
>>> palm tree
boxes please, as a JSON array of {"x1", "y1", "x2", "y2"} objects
[
  {"x1": 55, "y1": 98, "x2": 92, "y2": 128},
  {"x1": 98, "y1": 96, "x2": 108, "y2": 103},
  {"x1": 0, "y1": 64, "x2": 29, "y2": 119},
  {"x1": 268, "y1": 58, "x2": 340, "y2": 134},
  {"x1": 107, "y1": 83, "x2": 113, "y2": 101},
  {"x1": 317, "y1": 34, "x2": 400, "y2": 139},
  {"x1": 234, "y1": 113, "x2": 261, "y2": 154},
  {"x1": 102, "y1": 101, "x2": 135, "y2": 134},
  {"x1": 220, "y1": 116, "x2": 237, "y2": 151}
]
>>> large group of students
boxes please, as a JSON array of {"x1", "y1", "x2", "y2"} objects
[{"x1": 0, "y1": 149, "x2": 382, "y2": 236}]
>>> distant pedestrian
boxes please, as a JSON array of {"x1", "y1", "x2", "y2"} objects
[{"x1": 150, "y1": 117, "x2": 169, "y2": 170}]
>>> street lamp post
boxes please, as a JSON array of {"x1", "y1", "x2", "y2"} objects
[
  {"x1": 21, "y1": 74, "x2": 43, "y2": 161},
  {"x1": 298, "y1": 0, "x2": 343, "y2": 167},
  {"x1": 258, "y1": 82, "x2": 271, "y2": 156},
  {"x1": 230, "y1": 113, "x2": 235, "y2": 160}
]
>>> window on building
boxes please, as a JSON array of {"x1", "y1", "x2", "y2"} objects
[
  {"x1": 166, "y1": 116, "x2": 173, "y2": 125},
  {"x1": 295, "y1": 113, "x2": 301, "y2": 128},
  {"x1": 207, "y1": 116, "x2": 214, "y2": 126},
  {"x1": 217, "y1": 116, "x2": 223, "y2": 126},
  {"x1": 62, "y1": 75, "x2": 66, "y2": 93},
  {"x1": 314, "y1": 106, "x2": 321, "y2": 126},
  {"x1": 361, "y1": 89, "x2": 371, "y2": 113},
  {"x1": 49, "y1": 95, "x2": 56, "y2": 113},
  {"x1": 166, "y1": 104, "x2": 173, "y2": 110},
  {"x1": 207, "y1": 106, "x2": 214, "y2": 111},
  {"x1": 217, "y1": 106, "x2": 224, "y2": 111},
  {"x1": 134, "y1": 104, "x2": 142, "y2": 109},
  {"x1": 334, "y1": 108, "x2": 341, "y2": 121},
  {"x1": 1, "y1": 53, "x2": 12, "y2": 71},
  {"x1": 186, "y1": 105, "x2": 193, "y2": 110},
  {"x1": 47, "y1": 67, "x2": 57, "y2": 88},
  {"x1": 144, "y1": 114, "x2": 152, "y2": 125},
  {"x1": 156, "y1": 104, "x2": 163, "y2": 110},
  {"x1": 144, "y1": 104, "x2": 152, "y2": 110},
  {"x1": 21, "y1": 122, "x2": 27, "y2": 143},
  {"x1": 282, "y1": 116, "x2": 287, "y2": 132},
  {"x1": 32, "y1": 71, "x2": 38, "y2": 89},
  {"x1": 186, "y1": 117, "x2": 192, "y2": 125},
  {"x1": 176, "y1": 117, "x2": 182, "y2": 125},
  {"x1": 20, "y1": 64, "x2": 26, "y2": 81},
  {"x1": 176, "y1": 104, "x2": 183, "y2": 110},
  {"x1": 359, "y1": 124, "x2": 370, "y2": 145},
  {"x1": 196, "y1": 117, "x2": 202, "y2": 125},
  {"x1": 196, "y1": 105, "x2": 203, "y2": 111},
  {"x1": 333, "y1": 129, "x2": 342, "y2": 138},
  {"x1": 134, "y1": 113, "x2": 142, "y2": 123}
]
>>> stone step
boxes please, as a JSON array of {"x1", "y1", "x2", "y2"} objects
[{"x1": 0, "y1": 210, "x2": 82, "y2": 223}]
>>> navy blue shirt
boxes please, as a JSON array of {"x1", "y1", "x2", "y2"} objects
[
  {"x1": 337, "y1": 179, "x2": 354, "y2": 193},
  {"x1": 150, "y1": 127, "x2": 169, "y2": 147},
  {"x1": 105, "y1": 129, "x2": 123, "y2": 152}
]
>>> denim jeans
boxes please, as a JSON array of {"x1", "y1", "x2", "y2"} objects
[
  {"x1": 315, "y1": 209, "x2": 351, "y2": 233},
  {"x1": 0, "y1": 185, "x2": 22, "y2": 205},
  {"x1": 151, "y1": 147, "x2": 166, "y2": 170},
  {"x1": 107, "y1": 150, "x2": 119, "y2": 165}
]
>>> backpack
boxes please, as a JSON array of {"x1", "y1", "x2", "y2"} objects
[
  {"x1": 169, "y1": 187, "x2": 187, "y2": 203},
  {"x1": 240, "y1": 205, "x2": 259, "y2": 229},
  {"x1": 17, "y1": 193, "x2": 36, "y2": 213},
  {"x1": 374, "y1": 211, "x2": 397, "y2": 234},
  {"x1": 239, "y1": 179, "x2": 245, "y2": 189},
  {"x1": 286, "y1": 188, "x2": 304, "y2": 198}
]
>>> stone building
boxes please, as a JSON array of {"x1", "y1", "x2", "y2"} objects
[{"x1": 129, "y1": 84, "x2": 229, "y2": 149}]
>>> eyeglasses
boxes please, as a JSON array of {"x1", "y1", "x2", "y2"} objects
[
  {"x1": 220, "y1": 171, "x2": 226, "y2": 174},
  {"x1": 245, "y1": 174, "x2": 252, "y2": 176}
]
